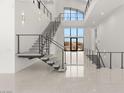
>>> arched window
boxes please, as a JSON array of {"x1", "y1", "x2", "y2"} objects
[{"x1": 64, "y1": 7, "x2": 84, "y2": 21}]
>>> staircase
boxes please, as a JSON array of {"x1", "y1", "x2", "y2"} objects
[
  {"x1": 29, "y1": 18, "x2": 61, "y2": 56},
  {"x1": 16, "y1": 14, "x2": 66, "y2": 72},
  {"x1": 87, "y1": 55, "x2": 105, "y2": 69},
  {"x1": 85, "y1": 48, "x2": 106, "y2": 69}
]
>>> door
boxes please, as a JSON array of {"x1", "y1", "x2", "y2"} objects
[{"x1": 70, "y1": 38, "x2": 78, "y2": 51}]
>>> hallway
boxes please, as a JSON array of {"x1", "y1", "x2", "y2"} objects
[
  {"x1": 1, "y1": 55, "x2": 123, "y2": 93},
  {"x1": 15, "y1": 55, "x2": 124, "y2": 93}
]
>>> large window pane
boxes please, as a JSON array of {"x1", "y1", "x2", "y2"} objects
[
  {"x1": 78, "y1": 28, "x2": 84, "y2": 37},
  {"x1": 78, "y1": 38, "x2": 84, "y2": 51},
  {"x1": 71, "y1": 38, "x2": 77, "y2": 51},
  {"x1": 64, "y1": 8, "x2": 84, "y2": 21},
  {"x1": 77, "y1": 11, "x2": 84, "y2": 20},
  {"x1": 64, "y1": 28, "x2": 70, "y2": 37},
  {"x1": 71, "y1": 28, "x2": 77, "y2": 36},
  {"x1": 64, "y1": 9, "x2": 70, "y2": 20},
  {"x1": 64, "y1": 38, "x2": 70, "y2": 51},
  {"x1": 64, "y1": 27, "x2": 84, "y2": 51},
  {"x1": 71, "y1": 9, "x2": 77, "y2": 21}
]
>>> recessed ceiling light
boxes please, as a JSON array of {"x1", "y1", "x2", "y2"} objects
[{"x1": 100, "y1": 12, "x2": 105, "y2": 16}]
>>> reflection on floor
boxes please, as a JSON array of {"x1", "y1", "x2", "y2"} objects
[
  {"x1": 65, "y1": 51, "x2": 84, "y2": 65},
  {"x1": 65, "y1": 51, "x2": 84, "y2": 78},
  {"x1": 1, "y1": 55, "x2": 124, "y2": 93},
  {"x1": 66, "y1": 66, "x2": 84, "y2": 78}
]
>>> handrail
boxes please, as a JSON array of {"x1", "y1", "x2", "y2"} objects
[
  {"x1": 16, "y1": 34, "x2": 64, "y2": 49},
  {"x1": 84, "y1": 0, "x2": 93, "y2": 15},
  {"x1": 85, "y1": 48, "x2": 124, "y2": 69},
  {"x1": 16, "y1": 13, "x2": 65, "y2": 69},
  {"x1": 96, "y1": 46, "x2": 106, "y2": 68},
  {"x1": 84, "y1": 48, "x2": 105, "y2": 68},
  {"x1": 16, "y1": 34, "x2": 65, "y2": 69},
  {"x1": 42, "y1": 35, "x2": 64, "y2": 50},
  {"x1": 33, "y1": 0, "x2": 52, "y2": 20},
  {"x1": 97, "y1": 51, "x2": 124, "y2": 69},
  {"x1": 42, "y1": 35, "x2": 65, "y2": 69},
  {"x1": 45, "y1": 36, "x2": 64, "y2": 48}
]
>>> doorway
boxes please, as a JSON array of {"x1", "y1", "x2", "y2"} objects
[
  {"x1": 70, "y1": 38, "x2": 78, "y2": 51},
  {"x1": 64, "y1": 28, "x2": 84, "y2": 66}
]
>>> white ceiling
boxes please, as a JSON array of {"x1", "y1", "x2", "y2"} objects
[
  {"x1": 84, "y1": 0, "x2": 124, "y2": 28},
  {"x1": 73, "y1": 0, "x2": 87, "y2": 3}
]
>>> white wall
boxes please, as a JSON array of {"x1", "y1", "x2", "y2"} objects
[
  {"x1": 15, "y1": 0, "x2": 86, "y2": 72},
  {"x1": 84, "y1": 28, "x2": 96, "y2": 51},
  {"x1": 96, "y1": 5, "x2": 124, "y2": 68},
  {"x1": 0, "y1": 0, "x2": 15, "y2": 73},
  {"x1": 55, "y1": 0, "x2": 85, "y2": 16},
  {"x1": 15, "y1": 0, "x2": 52, "y2": 72}
]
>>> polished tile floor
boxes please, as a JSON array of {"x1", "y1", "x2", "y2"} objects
[{"x1": 1, "y1": 53, "x2": 124, "y2": 93}]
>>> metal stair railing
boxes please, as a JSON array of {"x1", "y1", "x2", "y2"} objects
[
  {"x1": 41, "y1": 35, "x2": 65, "y2": 69},
  {"x1": 96, "y1": 51, "x2": 124, "y2": 69},
  {"x1": 33, "y1": 0, "x2": 52, "y2": 20},
  {"x1": 96, "y1": 46, "x2": 106, "y2": 68},
  {"x1": 16, "y1": 34, "x2": 65, "y2": 69},
  {"x1": 84, "y1": 0, "x2": 93, "y2": 16}
]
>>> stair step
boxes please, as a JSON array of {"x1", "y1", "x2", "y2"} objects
[
  {"x1": 41, "y1": 57, "x2": 49, "y2": 61},
  {"x1": 53, "y1": 64, "x2": 60, "y2": 70},
  {"x1": 32, "y1": 45, "x2": 44, "y2": 47},
  {"x1": 41, "y1": 54, "x2": 54, "y2": 61},
  {"x1": 29, "y1": 47, "x2": 49, "y2": 50},
  {"x1": 58, "y1": 67, "x2": 67, "y2": 72},
  {"x1": 47, "y1": 60, "x2": 54, "y2": 65}
]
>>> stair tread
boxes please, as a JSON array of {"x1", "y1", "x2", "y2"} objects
[
  {"x1": 47, "y1": 60, "x2": 54, "y2": 64},
  {"x1": 53, "y1": 64, "x2": 60, "y2": 68}
]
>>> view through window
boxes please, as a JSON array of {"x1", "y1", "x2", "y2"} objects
[
  {"x1": 64, "y1": 28, "x2": 84, "y2": 51},
  {"x1": 64, "y1": 8, "x2": 84, "y2": 21}
]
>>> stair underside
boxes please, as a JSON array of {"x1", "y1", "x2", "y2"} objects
[
  {"x1": 87, "y1": 55, "x2": 103, "y2": 68},
  {"x1": 17, "y1": 51, "x2": 43, "y2": 58}
]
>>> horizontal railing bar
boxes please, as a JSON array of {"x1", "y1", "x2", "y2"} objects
[
  {"x1": 39, "y1": 0, "x2": 52, "y2": 14},
  {"x1": 35, "y1": 0, "x2": 52, "y2": 20},
  {"x1": 16, "y1": 34, "x2": 42, "y2": 36},
  {"x1": 46, "y1": 36, "x2": 64, "y2": 48},
  {"x1": 97, "y1": 52, "x2": 124, "y2": 53},
  {"x1": 16, "y1": 34, "x2": 64, "y2": 49}
]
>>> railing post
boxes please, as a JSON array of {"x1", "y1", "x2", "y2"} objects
[
  {"x1": 55, "y1": 20, "x2": 57, "y2": 31},
  {"x1": 121, "y1": 52, "x2": 123, "y2": 69},
  {"x1": 41, "y1": 35, "x2": 43, "y2": 55},
  {"x1": 62, "y1": 50, "x2": 64, "y2": 69},
  {"x1": 59, "y1": 14, "x2": 60, "y2": 23},
  {"x1": 92, "y1": 50, "x2": 94, "y2": 64},
  {"x1": 39, "y1": 35, "x2": 41, "y2": 54},
  {"x1": 97, "y1": 52, "x2": 99, "y2": 69},
  {"x1": 48, "y1": 35, "x2": 50, "y2": 55},
  {"x1": 53, "y1": 24, "x2": 54, "y2": 36},
  {"x1": 110, "y1": 52, "x2": 112, "y2": 69},
  {"x1": 44, "y1": 6, "x2": 45, "y2": 13},
  {"x1": 17, "y1": 35, "x2": 20, "y2": 54},
  {"x1": 65, "y1": 51, "x2": 66, "y2": 65},
  {"x1": 50, "y1": 13, "x2": 52, "y2": 20},
  {"x1": 47, "y1": 10, "x2": 48, "y2": 17},
  {"x1": 55, "y1": 20, "x2": 56, "y2": 31},
  {"x1": 70, "y1": 12, "x2": 71, "y2": 21},
  {"x1": 98, "y1": 52, "x2": 101, "y2": 68}
]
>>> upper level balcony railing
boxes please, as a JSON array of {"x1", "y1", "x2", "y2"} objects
[
  {"x1": 33, "y1": 0, "x2": 52, "y2": 20},
  {"x1": 84, "y1": 0, "x2": 93, "y2": 16}
]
